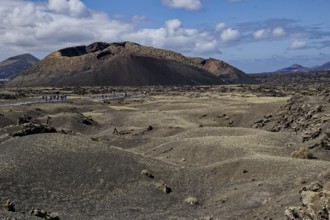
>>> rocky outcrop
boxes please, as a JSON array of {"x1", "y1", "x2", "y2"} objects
[
  {"x1": 253, "y1": 94, "x2": 330, "y2": 146},
  {"x1": 285, "y1": 174, "x2": 330, "y2": 220},
  {"x1": 59, "y1": 42, "x2": 110, "y2": 57}
]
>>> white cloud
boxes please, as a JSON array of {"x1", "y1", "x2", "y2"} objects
[
  {"x1": 289, "y1": 40, "x2": 307, "y2": 49},
  {"x1": 132, "y1": 15, "x2": 147, "y2": 23},
  {"x1": 0, "y1": 0, "x2": 222, "y2": 60},
  {"x1": 253, "y1": 29, "x2": 270, "y2": 39},
  {"x1": 272, "y1": 27, "x2": 286, "y2": 37},
  {"x1": 220, "y1": 28, "x2": 240, "y2": 42},
  {"x1": 0, "y1": 0, "x2": 134, "y2": 55},
  {"x1": 252, "y1": 27, "x2": 287, "y2": 41},
  {"x1": 165, "y1": 19, "x2": 182, "y2": 32},
  {"x1": 123, "y1": 19, "x2": 219, "y2": 54},
  {"x1": 194, "y1": 40, "x2": 219, "y2": 54},
  {"x1": 215, "y1": 23, "x2": 226, "y2": 32},
  {"x1": 48, "y1": 0, "x2": 89, "y2": 17},
  {"x1": 162, "y1": 0, "x2": 202, "y2": 11}
]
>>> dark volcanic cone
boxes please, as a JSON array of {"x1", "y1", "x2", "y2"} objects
[{"x1": 7, "y1": 42, "x2": 254, "y2": 87}]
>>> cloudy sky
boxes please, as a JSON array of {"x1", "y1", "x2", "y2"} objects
[{"x1": 0, "y1": 0, "x2": 329, "y2": 73}]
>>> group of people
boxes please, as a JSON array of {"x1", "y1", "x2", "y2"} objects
[{"x1": 42, "y1": 94, "x2": 67, "y2": 101}]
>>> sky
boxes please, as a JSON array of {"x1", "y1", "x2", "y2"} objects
[{"x1": 0, "y1": 0, "x2": 329, "y2": 73}]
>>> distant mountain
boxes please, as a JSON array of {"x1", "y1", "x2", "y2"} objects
[
  {"x1": 0, "y1": 54, "x2": 39, "y2": 80},
  {"x1": 313, "y1": 61, "x2": 330, "y2": 71},
  {"x1": 275, "y1": 61, "x2": 330, "y2": 73},
  {"x1": 275, "y1": 64, "x2": 311, "y2": 73},
  {"x1": 7, "y1": 42, "x2": 256, "y2": 87}
]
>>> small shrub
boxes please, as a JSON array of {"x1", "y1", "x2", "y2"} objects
[
  {"x1": 291, "y1": 147, "x2": 314, "y2": 159},
  {"x1": 184, "y1": 196, "x2": 198, "y2": 205}
]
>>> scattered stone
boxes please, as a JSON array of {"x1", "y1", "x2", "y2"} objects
[
  {"x1": 242, "y1": 169, "x2": 248, "y2": 174},
  {"x1": 113, "y1": 127, "x2": 134, "y2": 135},
  {"x1": 220, "y1": 197, "x2": 228, "y2": 204},
  {"x1": 141, "y1": 169, "x2": 154, "y2": 178},
  {"x1": 227, "y1": 121, "x2": 234, "y2": 127},
  {"x1": 155, "y1": 181, "x2": 172, "y2": 194},
  {"x1": 2, "y1": 199, "x2": 15, "y2": 212},
  {"x1": 30, "y1": 208, "x2": 60, "y2": 220},
  {"x1": 264, "y1": 114, "x2": 273, "y2": 119},
  {"x1": 58, "y1": 129, "x2": 73, "y2": 134},
  {"x1": 17, "y1": 114, "x2": 32, "y2": 125},
  {"x1": 146, "y1": 125, "x2": 153, "y2": 131},
  {"x1": 217, "y1": 114, "x2": 227, "y2": 118},
  {"x1": 309, "y1": 130, "x2": 330, "y2": 150},
  {"x1": 91, "y1": 136, "x2": 103, "y2": 142},
  {"x1": 46, "y1": 116, "x2": 51, "y2": 125},
  {"x1": 302, "y1": 129, "x2": 322, "y2": 142},
  {"x1": 284, "y1": 206, "x2": 311, "y2": 220},
  {"x1": 82, "y1": 117, "x2": 93, "y2": 125}
]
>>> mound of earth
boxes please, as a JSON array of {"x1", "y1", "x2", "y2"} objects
[
  {"x1": 0, "y1": 54, "x2": 39, "y2": 80},
  {"x1": 6, "y1": 42, "x2": 255, "y2": 87}
]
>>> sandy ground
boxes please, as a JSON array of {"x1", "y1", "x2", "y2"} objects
[{"x1": 0, "y1": 85, "x2": 329, "y2": 219}]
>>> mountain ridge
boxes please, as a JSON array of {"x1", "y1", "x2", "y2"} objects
[{"x1": 275, "y1": 61, "x2": 330, "y2": 73}]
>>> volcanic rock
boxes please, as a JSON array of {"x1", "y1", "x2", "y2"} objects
[{"x1": 12, "y1": 123, "x2": 57, "y2": 137}]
